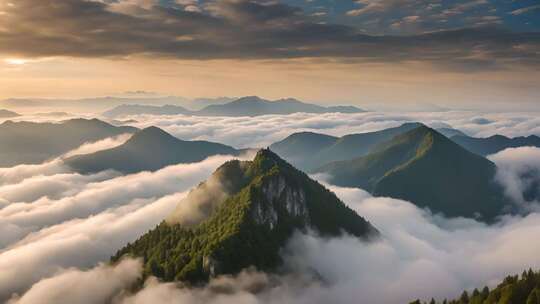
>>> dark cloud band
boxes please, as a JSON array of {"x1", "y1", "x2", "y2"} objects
[{"x1": 0, "y1": 0, "x2": 538, "y2": 71}]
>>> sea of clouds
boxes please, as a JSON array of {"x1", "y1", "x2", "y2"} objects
[
  {"x1": 114, "y1": 111, "x2": 540, "y2": 148},
  {"x1": 1, "y1": 111, "x2": 540, "y2": 303}
]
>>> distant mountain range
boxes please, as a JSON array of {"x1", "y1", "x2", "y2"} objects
[
  {"x1": 0, "y1": 96, "x2": 192, "y2": 112},
  {"x1": 0, "y1": 109, "x2": 20, "y2": 118},
  {"x1": 103, "y1": 104, "x2": 190, "y2": 118},
  {"x1": 450, "y1": 134, "x2": 540, "y2": 156},
  {"x1": 314, "y1": 126, "x2": 509, "y2": 220},
  {"x1": 196, "y1": 96, "x2": 365, "y2": 116},
  {"x1": 65, "y1": 127, "x2": 239, "y2": 174},
  {"x1": 112, "y1": 149, "x2": 378, "y2": 283},
  {"x1": 103, "y1": 96, "x2": 365, "y2": 117},
  {"x1": 0, "y1": 119, "x2": 136, "y2": 166}
]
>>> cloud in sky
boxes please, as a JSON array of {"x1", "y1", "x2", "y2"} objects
[
  {"x1": 0, "y1": 0, "x2": 538, "y2": 72},
  {"x1": 344, "y1": 0, "x2": 505, "y2": 34}
]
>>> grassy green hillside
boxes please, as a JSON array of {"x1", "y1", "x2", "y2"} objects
[
  {"x1": 270, "y1": 122, "x2": 422, "y2": 170},
  {"x1": 315, "y1": 126, "x2": 508, "y2": 220}
]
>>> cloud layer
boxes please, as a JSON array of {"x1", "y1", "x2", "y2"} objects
[
  {"x1": 8, "y1": 185, "x2": 540, "y2": 304},
  {"x1": 122, "y1": 111, "x2": 540, "y2": 148},
  {"x1": 0, "y1": 152, "x2": 245, "y2": 299},
  {"x1": 2, "y1": 112, "x2": 540, "y2": 303},
  {"x1": 489, "y1": 147, "x2": 540, "y2": 209},
  {"x1": 0, "y1": 0, "x2": 538, "y2": 71}
]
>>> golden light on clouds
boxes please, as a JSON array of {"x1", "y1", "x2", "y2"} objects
[
  {"x1": 0, "y1": 56, "x2": 539, "y2": 110},
  {"x1": 4, "y1": 58, "x2": 27, "y2": 65}
]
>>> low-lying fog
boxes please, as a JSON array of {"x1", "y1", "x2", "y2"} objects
[{"x1": 1, "y1": 111, "x2": 540, "y2": 304}]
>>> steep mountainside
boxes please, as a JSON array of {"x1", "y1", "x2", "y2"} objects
[
  {"x1": 409, "y1": 269, "x2": 540, "y2": 304},
  {"x1": 451, "y1": 134, "x2": 540, "y2": 156},
  {"x1": 315, "y1": 126, "x2": 508, "y2": 220},
  {"x1": 270, "y1": 123, "x2": 422, "y2": 170},
  {"x1": 0, "y1": 118, "x2": 137, "y2": 166},
  {"x1": 65, "y1": 127, "x2": 238, "y2": 174},
  {"x1": 112, "y1": 149, "x2": 378, "y2": 283}
]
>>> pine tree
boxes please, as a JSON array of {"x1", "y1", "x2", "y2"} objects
[
  {"x1": 527, "y1": 288, "x2": 540, "y2": 304},
  {"x1": 459, "y1": 291, "x2": 469, "y2": 304},
  {"x1": 481, "y1": 286, "x2": 489, "y2": 298}
]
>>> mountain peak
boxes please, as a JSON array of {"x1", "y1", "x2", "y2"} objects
[
  {"x1": 126, "y1": 126, "x2": 179, "y2": 146},
  {"x1": 64, "y1": 126, "x2": 238, "y2": 174},
  {"x1": 136, "y1": 125, "x2": 171, "y2": 137},
  {"x1": 315, "y1": 125, "x2": 507, "y2": 220},
  {"x1": 114, "y1": 150, "x2": 378, "y2": 283},
  {"x1": 401, "y1": 122, "x2": 425, "y2": 129},
  {"x1": 254, "y1": 147, "x2": 282, "y2": 162},
  {"x1": 233, "y1": 96, "x2": 266, "y2": 103}
]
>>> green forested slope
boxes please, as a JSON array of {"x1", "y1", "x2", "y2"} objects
[
  {"x1": 315, "y1": 126, "x2": 508, "y2": 220},
  {"x1": 410, "y1": 269, "x2": 540, "y2": 304},
  {"x1": 112, "y1": 149, "x2": 378, "y2": 284}
]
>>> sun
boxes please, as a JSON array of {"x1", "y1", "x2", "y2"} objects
[{"x1": 4, "y1": 58, "x2": 27, "y2": 65}]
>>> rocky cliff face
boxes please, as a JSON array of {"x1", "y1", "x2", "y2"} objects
[
  {"x1": 251, "y1": 175, "x2": 309, "y2": 230},
  {"x1": 112, "y1": 149, "x2": 378, "y2": 284}
]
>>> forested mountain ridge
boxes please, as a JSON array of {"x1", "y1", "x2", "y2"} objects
[
  {"x1": 409, "y1": 269, "x2": 540, "y2": 304},
  {"x1": 112, "y1": 149, "x2": 378, "y2": 284}
]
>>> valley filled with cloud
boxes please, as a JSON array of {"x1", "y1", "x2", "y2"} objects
[
  {"x1": 1, "y1": 111, "x2": 539, "y2": 304},
  {"x1": 1, "y1": 0, "x2": 538, "y2": 302}
]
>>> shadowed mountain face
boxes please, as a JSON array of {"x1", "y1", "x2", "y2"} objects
[
  {"x1": 436, "y1": 127, "x2": 467, "y2": 138},
  {"x1": 112, "y1": 149, "x2": 378, "y2": 283},
  {"x1": 65, "y1": 127, "x2": 239, "y2": 174},
  {"x1": 270, "y1": 123, "x2": 423, "y2": 171},
  {"x1": 451, "y1": 134, "x2": 540, "y2": 156},
  {"x1": 314, "y1": 126, "x2": 509, "y2": 221},
  {"x1": 103, "y1": 96, "x2": 365, "y2": 118},
  {"x1": 0, "y1": 119, "x2": 137, "y2": 167}
]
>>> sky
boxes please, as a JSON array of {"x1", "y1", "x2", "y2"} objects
[{"x1": 0, "y1": 0, "x2": 539, "y2": 108}]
